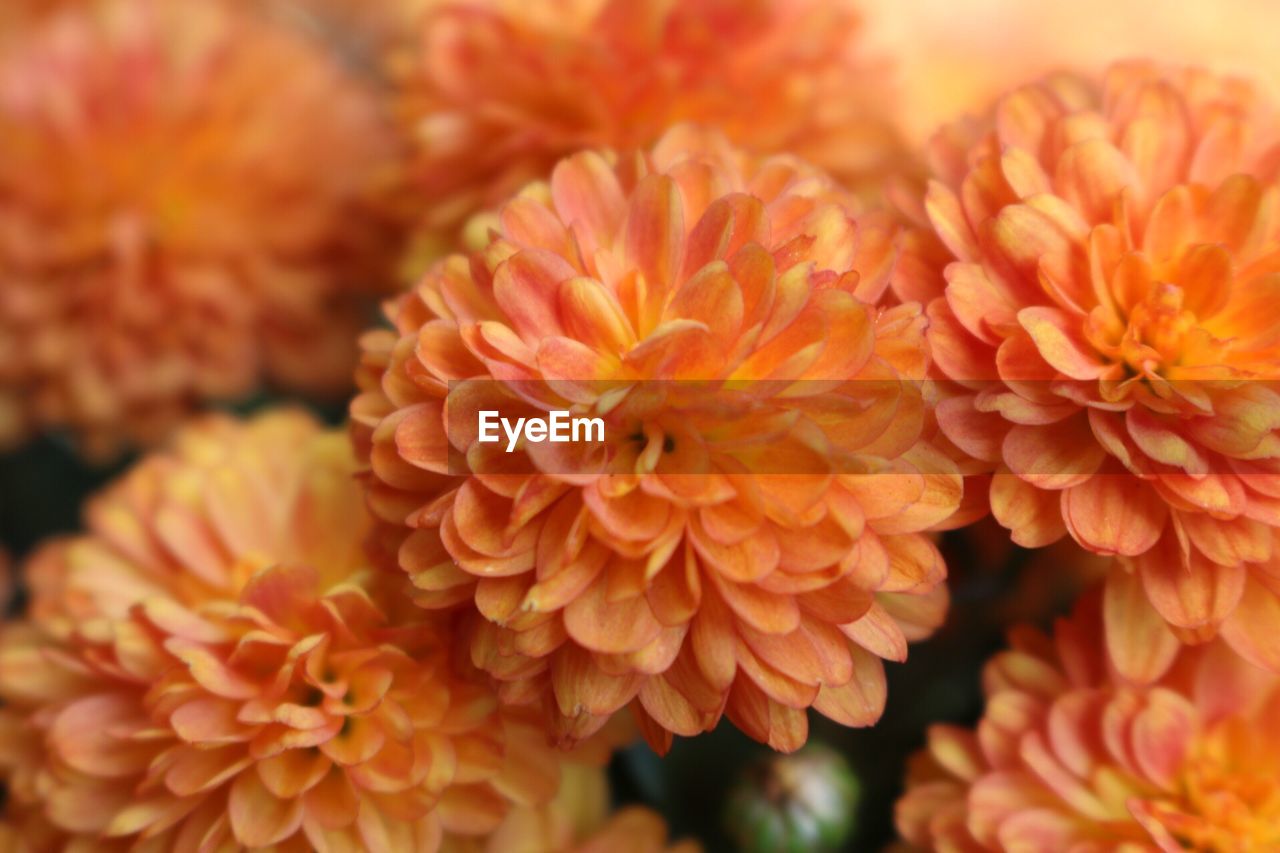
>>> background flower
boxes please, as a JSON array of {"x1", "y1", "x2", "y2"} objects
[
  {"x1": 0, "y1": 411, "x2": 596, "y2": 850},
  {"x1": 896, "y1": 588, "x2": 1280, "y2": 851},
  {"x1": 0, "y1": 0, "x2": 398, "y2": 458},
  {"x1": 897, "y1": 62, "x2": 1280, "y2": 681},
  {"x1": 354, "y1": 125, "x2": 961, "y2": 754},
  {"x1": 394, "y1": 0, "x2": 906, "y2": 263}
]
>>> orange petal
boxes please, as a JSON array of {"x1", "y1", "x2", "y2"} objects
[
  {"x1": 1104, "y1": 569, "x2": 1179, "y2": 684},
  {"x1": 1063, "y1": 475, "x2": 1167, "y2": 556},
  {"x1": 229, "y1": 769, "x2": 304, "y2": 847}
]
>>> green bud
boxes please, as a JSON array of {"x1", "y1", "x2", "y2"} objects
[{"x1": 724, "y1": 743, "x2": 860, "y2": 853}]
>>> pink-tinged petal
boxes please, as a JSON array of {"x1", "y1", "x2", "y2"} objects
[
  {"x1": 166, "y1": 748, "x2": 254, "y2": 797},
  {"x1": 558, "y1": 276, "x2": 636, "y2": 354},
  {"x1": 51, "y1": 693, "x2": 154, "y2": 778},
  {"x1": 924, "y1": 180, "x2": 979, "y2": 262},
  {"x1": 1017, "y1": 306, "x2": 1106, "y2": 380},
  {"x1": 1125, "y1": 408, "x2": 1208, "y2": 477},
  {"x1": 841, "y1": 602, "x2": 908, "y2": 662},
  {"x1": 1063, "y1": 475, "x2": 1167, "y2": 557},
  {"x1": 877, "y1": 583, "x2": 950, "y2": 642},
  {"x1": 1104, "y1": 569, "x2": 1179, "y2": 684},
  {"x1": 945, "y1": 262, "x2": 1017, "y2": 345},
  {"x1": 682, "y1": 194, "x2": 768, "y2": 279},
  {"x1": 927, "y1": 298, "x2": 999, "y2": 385},
  {"x1": 937, "y1": 394, "x2": 1006, "y2": 463},
  {"x1": 1137, "y1": 547, "x2": 1245, "y2": 631},
  {"x1": 1130, "y1": 688, "x2": 1195, "y2": 790},
  {"x1": 623, "y1": 174, "x2": 684, "y2": 330},
  {"x1": 564, "y1": 575, "x2": 663, "y2": 654},
  {"x1": 665, "y1": 261, "x2": 744, "y2": 345},
  {"x1": 1054, "y1": 138, "x2": 1140, "y2": 224},
  {"x1": 228, "y1": 769, "x2": 305, "y2": 847},
  {"x1": 1018, "y1": 729, "x2": 1111, "y2": 819},
  {"x1": 492, "y1": 249, "x2": 578, "y2": 343},
  {"x1": 1003, "y1": 415, "x2": 1106, "y2": 490},
  {"x1": 707, "y1": 569, "x2": 800, "y2": 635},
  {"x1": 1219, "y1": 575, "x2": 1280, "y2": 672},
  {"x1": 550, "y1": 150, "x2": 626, "y2": 258},
  {"x1": 967, "y1": 770, "x2": 1057, "y2": 847},
  {"x1": 991, "y1": 471, "x2": 1067, "y2": 548},
  {"x1": 170, "y1": 697, "x2": 251, "y2": 744}
]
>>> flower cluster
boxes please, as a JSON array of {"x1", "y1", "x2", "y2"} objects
[
  {"x1": 395, "y1": 0, "x2": 906, "y2": 259},
  {"x1": 0, "y1": 412, "x2": 588, "y2": 849},
  {"x1": 0, "y1": 0, "x2": 396, "y2": 457},
  {"x1": 897, "y1": 62, "x2": 1280, "y2": 681},
  {"x1": 354, "y1": 124, "x2": 961, "y2": 753},
  {"x1": 896, "y1": 589, "x2": 1280, "y2": 850},
  {"x1": 3, "y1": 0, "x2": 1280, "y2": 848}
]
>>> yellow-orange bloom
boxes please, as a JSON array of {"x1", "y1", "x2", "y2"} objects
[
  {"x1": 896, "y1": 62, "x2": 1280, "y2": 680},
  {"x1": 0, "y1": 411, "x2": 581, "y2": 850},
  {"x1": 396, "y1": 0, "x2": 906, "y2": 258},
  {"x1": 354, "y1": 126, "x2": 961, "y2": 753},
  {"x1": 896, "y1": 588, "x2": 1280, "y2": 851},
  {"x1": 0, "y1": 0, "x2": 397, "y2": 458}
]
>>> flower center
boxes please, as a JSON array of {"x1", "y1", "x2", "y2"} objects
[{"x1": 1154, "y1": 720, "x2": 1280, "y2": 851}]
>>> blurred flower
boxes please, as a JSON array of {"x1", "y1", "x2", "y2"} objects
[
  {"x1": 253, "y1": 0, "x2": 434, "y2": 70},
  {"x1": 0, "y1": 410, "x2": 589, "y2": 850},
  {"x1": 446, "y1": 764, "x2": 699, "y2": 852},
  {"x1": 895, "y1": 587, "x2": 1280, "y2": 851},
  {"x1": 354, "y1": 125, "x2": 961, "y2": 753},
  {"x1": 896, "y1": 62, "x2": 1280, "y2": 680},
  {"x1": 0, "y1": 0, "x2": 398, "y2": 458},
  {"x1": 862, "y1": 0, "x2": 1280, "y2": 144},
  {"x1": 396, "y1": 0, "x2": 906, "y2": 262},
  {"x1": 724, "y1": 744, "x2": 859, "y2": 853}
]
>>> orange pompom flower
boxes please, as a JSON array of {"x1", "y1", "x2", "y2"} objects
[
  {"x1": 0, "y1": 411, "x2": 583, "y2": 850},
  {"x1": 896, "y1": 62, "x2": 1280, "y2": 680},
  {"x1": 353, "y1": 126, "x2": 961, "y2": 753},
  {"x1": 397, "y1": 0, "x2": 905, "y2": 258},
  {"x1": 0, "y1": 0, "x2": 397, "y2": 458},
  {"x1": 895, "y1": 588, "x2": 1280, "y2": 851}
]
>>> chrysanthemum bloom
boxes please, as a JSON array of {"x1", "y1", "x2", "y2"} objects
[
  {"x1": 895, "y1": 589, "x2": 1280, "y2": 851},
  {"x1": 0, "y1": 410, "x2": 590, "y2": 850},
  {"x1": 445, "y1": 764, "x2": 700, "y2": 852},
  {"x1": 396, "y1": 0, "x2": 906, "y2": 260},
  {"x1": 0, "y1": 0, "x2": 397, "y2": 458},
  {"x1": 354, "y1": 126, "x2": 961, "y2": 753},
  {"x1": 896, "y1": 62, "x2": 1280, "y2": 680}
]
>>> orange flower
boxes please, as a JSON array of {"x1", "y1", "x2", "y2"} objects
[
  {"x1": 396, "y1": 0, "x2": 905, "y2": 259},
  {"x1": 896, "y1": 62, "x2": 1280, "y2": 680},
  {"x1": 895, "y1": 588, "x2": 1280, "y2": 851},
  {"x1": 0, "y1": 0, "x2": 397, "y2": 458},
  {"x1": 445, "y1": 765, "x2": 700, "y2": 852},
  {"x1": 0, "y1": 411, "x2": 583, "y2": 850},
  {"x1": 353, "y1": 126, "x2": 961, "y2": 753}
]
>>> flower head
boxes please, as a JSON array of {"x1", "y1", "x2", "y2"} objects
[
  {"x1": 397, "y1": 0, "x2": 905, "y2": 259},
  {"x1": 0, "y1": 411, "x2": 582, "y2": 850},
  {"x1": 897, "y1": 62, "x2": 1280, "y2": 679},
  {"x1": 0, "y1": 0, "x2": 397, "y2": 457},
  {"x1": 354, "y1": 126, "x2": 961, "y2": 753},
  {"x1": 896, "y1": 588, "x2": 1280, "y2": 851}
]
